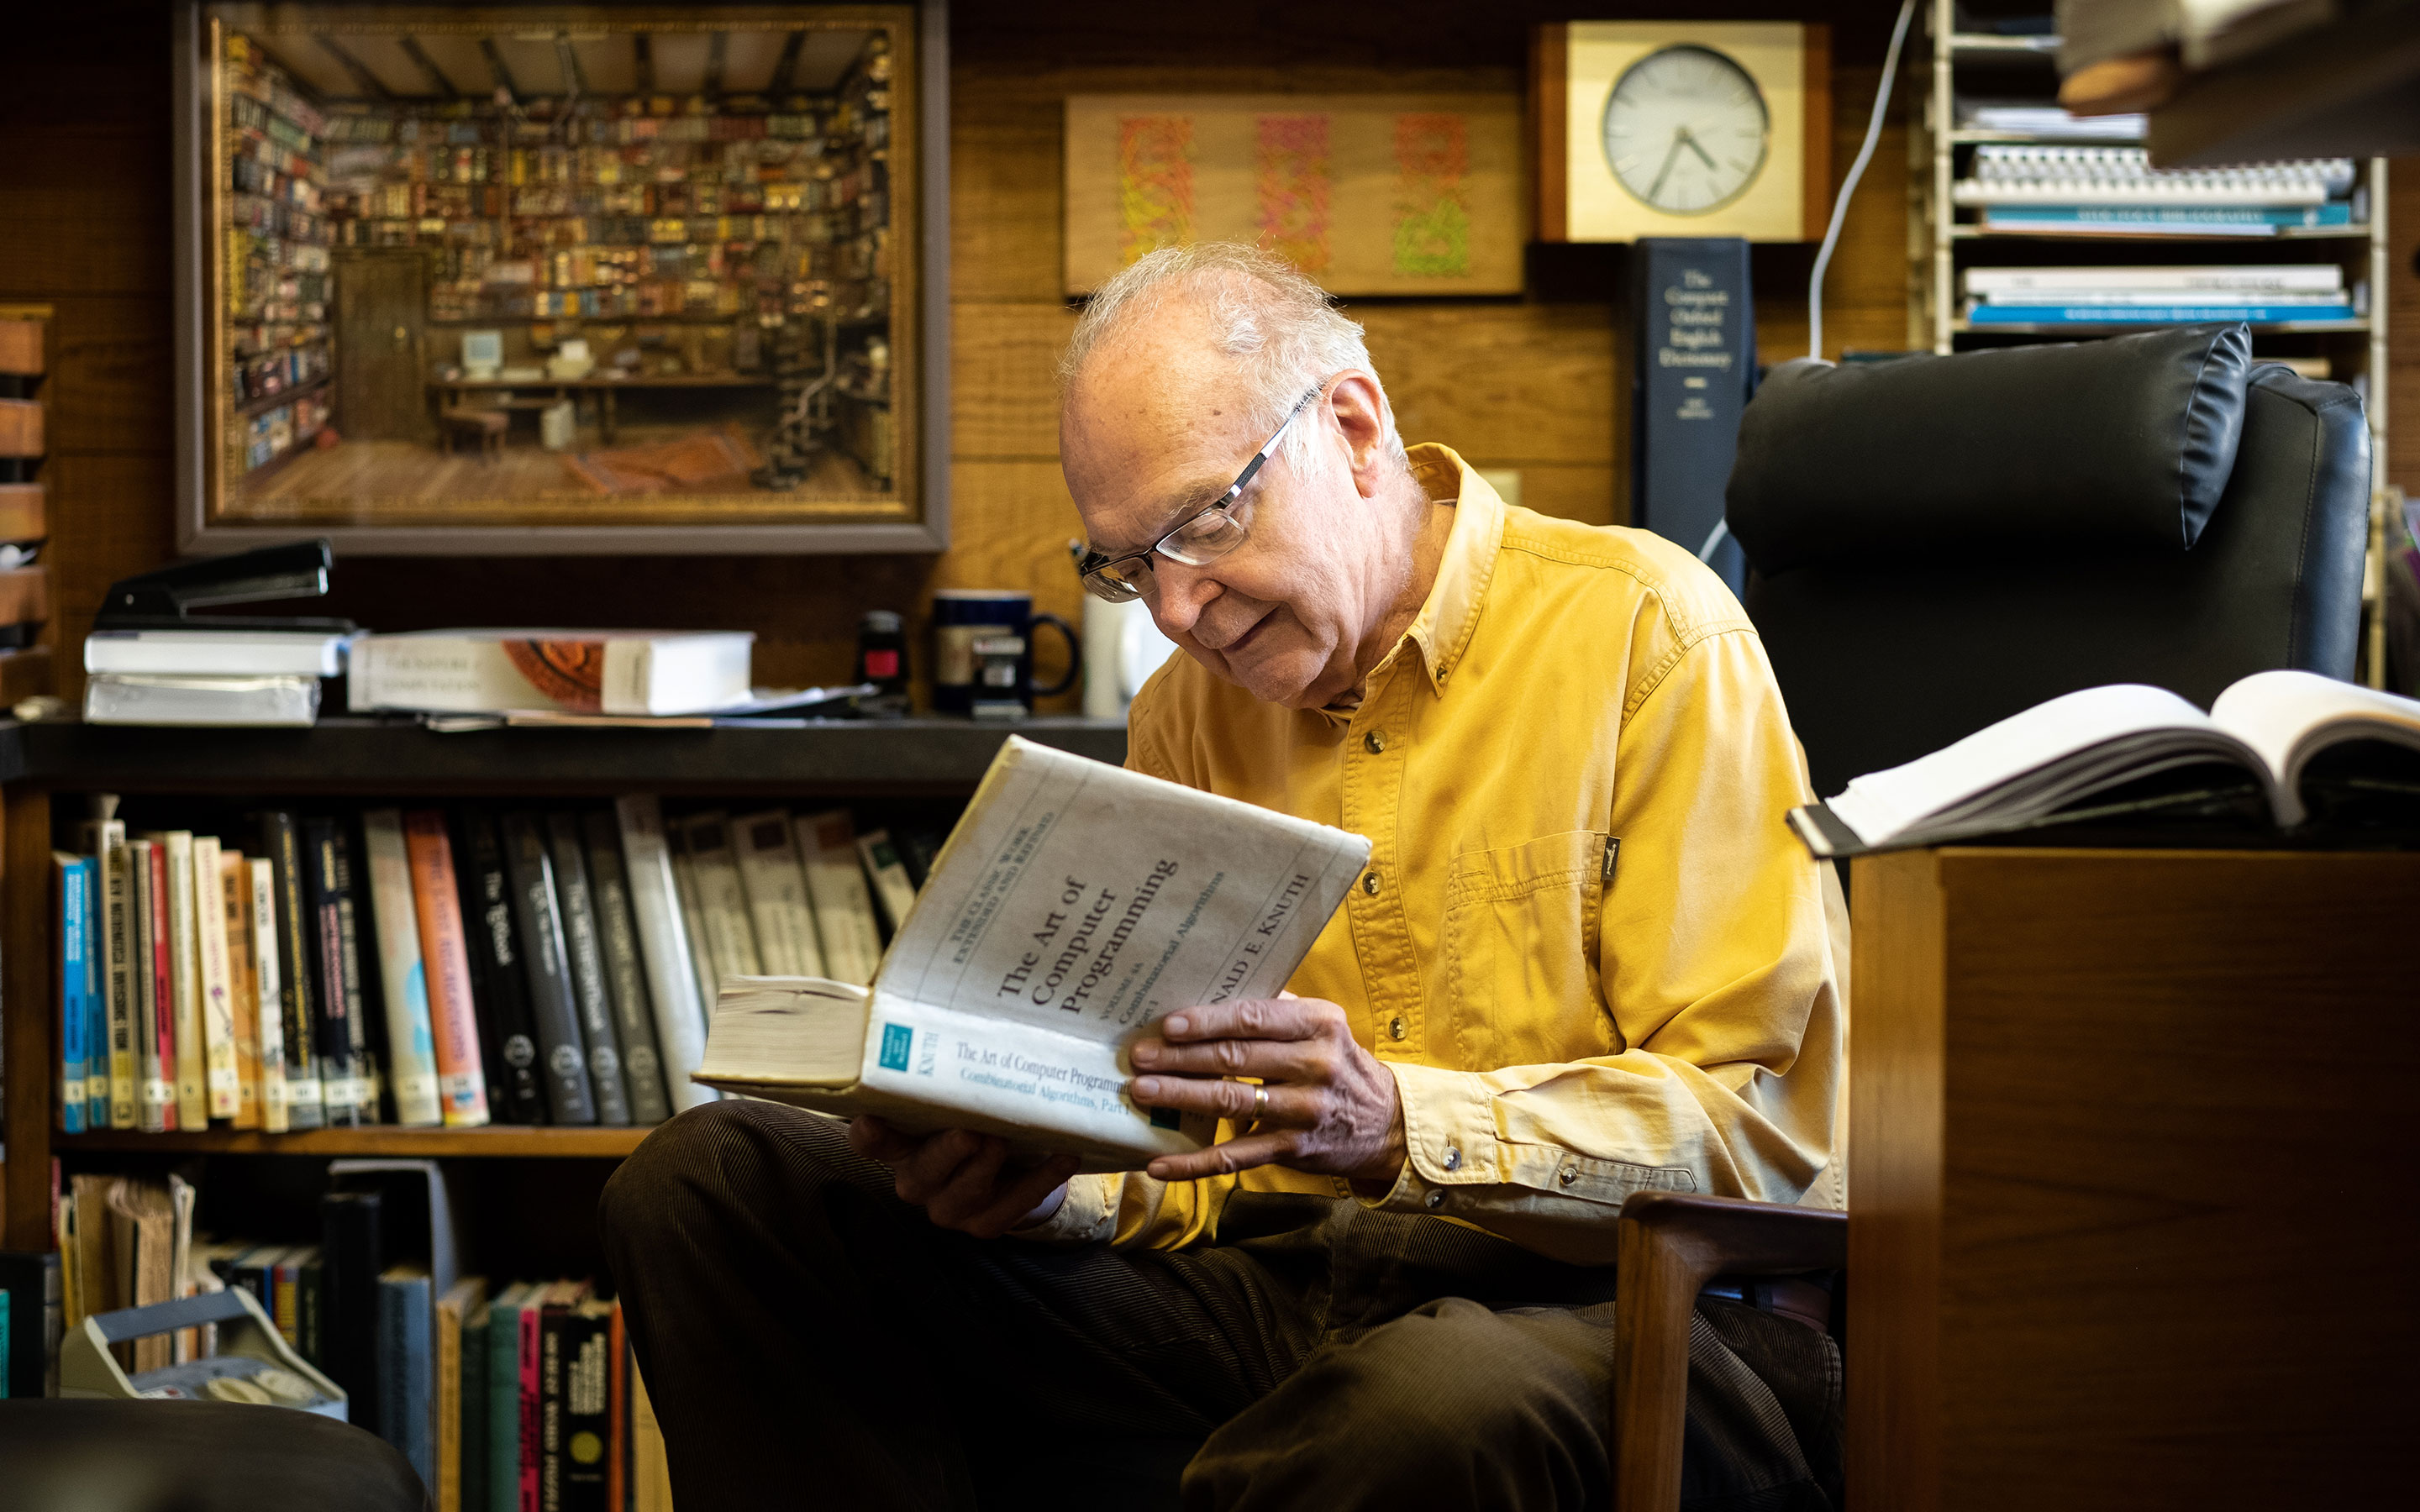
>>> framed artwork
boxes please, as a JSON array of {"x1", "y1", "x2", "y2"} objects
[
  {"x1": 1063, "y1": 94, "x2": 1526, "y2": 297},
  {"x1": 172, "y1": 3, "x2": 950, "y2": 555}
]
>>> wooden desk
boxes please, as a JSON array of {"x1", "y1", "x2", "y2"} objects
[
  {"x1": 1849, "y1": 848, "x2": 2418, "y2": 1510},
  {"x1": 429, "y1": 373, "x2": 776, "y2": 444}
]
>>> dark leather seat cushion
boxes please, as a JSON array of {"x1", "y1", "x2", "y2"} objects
[
  {"x1": 0, "y1": 1399, "x2": 428, "y2": 1512},
  {"x1": 1727, "y1": 323, "x2": 2254, "y2": 573}
]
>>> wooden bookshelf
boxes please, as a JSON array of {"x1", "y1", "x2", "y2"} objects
[{"x1": 0, "y1": 715, "x2": 1128, "y2": 1248}]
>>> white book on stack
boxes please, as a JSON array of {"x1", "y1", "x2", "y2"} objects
[
  {"x1": 85, "y1": 675, "x2": 319, "y2": 727},
  {"x1": 85, "y1": 629, "x2": 351, "y2": 677},
  {"x1": 1962, "y1": 265, "x2": 2343, "y2": 296}
]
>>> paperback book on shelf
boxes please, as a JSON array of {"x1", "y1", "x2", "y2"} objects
[
  {"x1": 1788, "y1": 671, "x2": 2420, "y2": 858},
  {"x1": 693, "y1": 737, "x2": 1371, "y2": 1169},
  {"x1": 347, "y1": 629, "x2": 755, "y2": 717}
]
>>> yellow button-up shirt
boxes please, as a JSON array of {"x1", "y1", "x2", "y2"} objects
[{"x1": 1034, "y1": 444, "x2": 1844, "y2": 1266}]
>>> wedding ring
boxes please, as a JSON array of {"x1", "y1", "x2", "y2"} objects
[{"x1": 1244, "y1": 1084, "x2": 1268, "y2": 1134}]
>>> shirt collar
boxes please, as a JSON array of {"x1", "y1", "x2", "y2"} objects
[{"x1": 1399, "y1": 443, "x2": 1505, "y2": 696}]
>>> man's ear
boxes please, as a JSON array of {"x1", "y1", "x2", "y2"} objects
[{"x1": 1324, "y1": 371, "x2": 1397, "y2": 497}]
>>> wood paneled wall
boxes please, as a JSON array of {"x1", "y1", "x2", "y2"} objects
[{"x1": 1, "y1": 3, "x2": 2404, "y2": 715}]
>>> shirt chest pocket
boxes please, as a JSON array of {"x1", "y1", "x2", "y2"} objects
[{"x1": 1439, "y1": 829, "x2": 1616, "y2": 1069}]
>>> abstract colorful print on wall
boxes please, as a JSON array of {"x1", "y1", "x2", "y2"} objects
[{"x1": 1065, "y1": 94, "x2": 1523, "y2": 296}]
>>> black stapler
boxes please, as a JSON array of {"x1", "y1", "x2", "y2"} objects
[{"x1": 94, "y1": 539, "x2": 355, "y2": 633}]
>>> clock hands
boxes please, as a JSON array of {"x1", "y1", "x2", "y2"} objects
[
  {"x1": 1646, "y1": 130, "x2": 1687, "y2": 203},
  {"x1": 1677, "y1": 124, "x2": 1720, "y2": 172}
]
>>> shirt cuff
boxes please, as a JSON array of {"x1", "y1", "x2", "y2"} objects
[
  {"x1": 1359, "y1": 1061, "x2": 1503, "y2": 1217},
  {"x1": 1005, "y1": 1172, "x2": 1119, "y2": 1245}
]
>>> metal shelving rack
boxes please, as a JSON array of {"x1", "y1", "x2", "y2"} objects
[{"x1": 1912, "y1": 0, "x2": 2391, "y2": 685}]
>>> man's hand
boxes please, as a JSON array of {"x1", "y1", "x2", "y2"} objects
[
  {"x1": 848, "y1": 1118, "x2": 1081, "y2": 1239},
  {"x1": 1128, "y1": 997, "x2": 1407, "y2": 1185}
]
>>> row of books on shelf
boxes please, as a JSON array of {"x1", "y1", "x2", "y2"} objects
[
  {"x1": 1954, "y1": 147, "x2": 2366, "y2": 237},
  {"x1": 325, "y1": 104, "x2": 872, "y2": 145},
  {"x1": 24, "y1": 1171, "x2": 671, "y2": 1510},
  {"x1": 1959, "y1": 262, "x2": 2361, "y2": 326},
  {"x1": 52, "y1": 794, "x2": 934, "y2": 1137}
]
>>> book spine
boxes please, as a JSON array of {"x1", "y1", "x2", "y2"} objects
[
  {"x1": 221, "y1": 853, "x2": 263, "y2": 1129},
  {"x1": 682, "y1": 814, "x2": 764, "y2": 990},
  {"x1": 606, "y1": 1303, "x2": 625, "y2": 1512},
  {"x1": 302, "y1": 816, "x2": 375, "y2": 1126},
  {"x1": 319, "y1": 1189, "x2": 382, "y2": 1429},
  {"x1": 730, "y1": 807, "x2": 825, "y2": 978},
  {"x1": 1983, "y1": 202, "x2": 2352, "y2": 225},
  {"x1": 260, "y1": 812, "x2": 324, "y2": 1129},
  {"x1": 192, "y1": 835, "x2": 241, "y2": 1119},
  {"x1": 489, "y1": 1293, "x2": 523, "y2": 1512},
  {"x1": 460, "y1": 812, "x2": 549, "y2": 1126},
  {"x1": 248, "y1": 857, "x2": 292, "y2": 1131},
  {"x1": 539, "y1": 1305, "x2": 566, "y2": 1512},
  {"x1": 518, "y1": 1299, "x2": 543, "y2": 1512},
  {"x1": 629, "y1": 1354, "x2": 670, "y2": 1512},
  {"x1": 663, "y1": 822, "x2": 723, "y2": 1023},
  {"x1": 501, "y1": 814, "x2": 597, "y2": 1125},
  {"x1": 54, "y1": 854, "x2": 89, "y2": 1135},
  {"x1": 362, "y1": 809, "x2": 445, "y2": 1126},
  {"x1": 855, "y1": 828, "x2": 920, "y2": 936},
  {"x1": 613, "y1": 796, "x2": 713, "y2": 1113},
  {"x1": 130, "y1": 840, "x2": 173, "y2": 1131},
  {"x1": 92, "y1": 823, "x2": 137, "y2": 1129},
  {"x1": 559, "y1": 1306, "x2": 611, "y2": 1512},
  {"x1": 1965, "y1": 303, "x2": 2354, "y2": 324},
  {"x1": 378, "y1": 1273, "x2": 435, "y2": 1482},
  {"x1": 405, "y1": 811, "x2": 492, "y2": 1127},
  {"x1": 462, "y1": 1310, "x2": 492, "y2": 1512},
  {"x1": 274, "y1": 1253, "x2": 302, "y2": 1348},
  {"x1": 544, "y1": 814, "x2": 631, "y2": 1126},
  {"x1": 1629, "y1": 236, "x2": 1753, "y2": 599},
  {"x1": 797, "y1": 810, "x2": 885, "y2": 985},
  {"x1": 80, "y1": 850, "x2": 109, "y2": 1130},
  {"x1": 438, "y1": 1290, "x2": 464, "y2": 1512},
  {"x1": 581, "y1": 810, "x2": 670, "y2": 1124},
  {"x1": 157, "y1": 832, "x2": 210, "y2": 1128},
  {"x1": 297, "y1": 1247, "x2": 324, "y2": 1366}
]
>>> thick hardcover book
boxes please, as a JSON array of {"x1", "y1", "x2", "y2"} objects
[
  {"x1": 190, "y1": 834, "x2": 241, "y2": 1119},
  {"x1": 321, "y1": 1189, "x2": 384, "y2": 1429},
  {"x1": 257, "y1": 811, "x2": 325, "y2": 1129},
  {"x1": 612, "y1": 797, "x2": 712, "y2": 1114},
  {"x1": 695, "y1": 738, "x2": 1369, "y2": 1169},
  {"x1": 1630, "y1": 236, "x2": 1754, "y2": 597},
  {"x1": 661, "y1": 821, "x2": 723, "y2": 1029},
  {"x1": 1791, "y1": 671, "x2": 2420, "y2": 857},
  {"x1": 487, "y1": 1281, "x2": 534, "y2": 1512},
  {"x1": 461, "y1": 1295, "x2": 493, "y2": 1512},
  {"x1": 52, "y1": 853, "x2": 91, "y2": 1135},
  {"x1": 247, "y1": 857, "x2": 292, "y2": 1131},
  {"x1": 543, "y1": 815, "x2": 632, "y2": 1126},
  {"x1": 853, "y1": 828, "x2": 918, "y2": 937},
  {"x1": 302, "y1": 817, "x2": 376, "y2": 1126},
  {"x1": 80, "y1": 802, "x2": 134, "y2": 1129},
  {"x1": 551, "y1": 1299, "x2": 614, "y2": 1512},
  {"x1": 581, "y1": 811, "x2": 671, "y2": 1124},
  {"x1": 219, "y1": 851, "x2": 263, "y2": 1130},
  {"x1": 796, "y1": 810, "x2": 885, "y2": 987},
  {"x1": 129, "y1": 839, "x2": 174, "y2": 1131},
  {"x1": 145, "y1": 830, "x2": 210, "y2": 1128},
  {"x1": 500, "y1": 814, "x2": 597, "y2": 1126},
  {"x1": 457, "y1": 813, "x2": 549, "y2": 1126},
  {"x1": 379, "y1": 1263, "x2": 436, "y2": 1483},
  {"x1": 404, "y1": 811, "x2": 492, "y2": 1127},
  {"x1": 680, "y1": 814, "x2": 764, "y2": 997},
  {"x1": 363, "y1": 809, "x2": 445, "y2": 1127},
  {"x1": 729, "y1": 807, "x2": 826, "y2": 978},
  {"x1": 349, "y1": 629, "x2": 755, "y2": 717}
]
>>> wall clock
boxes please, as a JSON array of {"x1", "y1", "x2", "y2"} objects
[{"x1": 1533, "y1": 22, "x2": 1830, "y2": 242}]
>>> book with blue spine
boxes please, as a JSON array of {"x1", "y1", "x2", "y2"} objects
[
  {"x1": 53, "y1": 853, "x2": 92, "y2": 1135},
  {"x1": 378, "y1": 1263, "x2": 435, "y2": 1485},
  {"x1": 1982, "y1": 203, "x2": 2354, "y2": 231},
  {"x1": 1968, "y1": 304, "x2": 2356, "y2": 325},
  {"x1": 1629, "y1": 237, "x2": 1755, "y2": 596}
]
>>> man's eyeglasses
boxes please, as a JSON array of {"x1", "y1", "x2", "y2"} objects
[{"x1": 1075, "y1": 383, "x2": 1326, "y2": 603}]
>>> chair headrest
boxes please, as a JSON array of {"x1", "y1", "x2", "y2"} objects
[{"x1": 1725, "y1": 323, "x2": 2254, "y2": 575}]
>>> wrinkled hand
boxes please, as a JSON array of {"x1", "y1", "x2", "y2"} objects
[
  {"x1": 848, "y1": 1118, "x2": 1081, "y2": 1239},
  {"x1": 1128, "y1": 997, "x2": 1407, "y2": 1185}
]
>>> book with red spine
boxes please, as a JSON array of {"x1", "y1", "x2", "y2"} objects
[
  {"x1": 402, "y1": 810, "x2": 491, "y2": 1127},
  {"x1": 130, "y1": 838, "x2": 176, "y2": 1131}
]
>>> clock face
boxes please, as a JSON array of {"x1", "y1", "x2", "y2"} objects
[{"x1": 1602, "y1": 45, "x2": 1771, "y2": 215}]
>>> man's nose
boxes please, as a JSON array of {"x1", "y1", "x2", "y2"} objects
[{"x1": 1148, "y1": 562, "x2": 1221, "y2": 638}]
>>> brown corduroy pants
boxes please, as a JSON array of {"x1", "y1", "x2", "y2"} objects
[{"x1": 600, "y1": 1099, "x2": 1840, "y2": 1512}]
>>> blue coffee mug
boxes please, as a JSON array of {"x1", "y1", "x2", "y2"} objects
[{"x1": 930, "y1": 590, "x2": 1080, "y2": 717}]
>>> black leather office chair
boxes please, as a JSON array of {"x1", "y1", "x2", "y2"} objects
[
  {"x1": 1604, "y1": 325, "x2": 2371, "y2": 1511},
  {"x1": 0, "y1": 1399, "x2": 429, "y2": 1510},
  {"x1": 1727, "y1": 323, "x2": 2370, "y2": 798}
]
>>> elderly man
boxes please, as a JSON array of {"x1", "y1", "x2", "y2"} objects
[{"x1": 602, "y1": 244, "x2": 1845, "y2": 1511}]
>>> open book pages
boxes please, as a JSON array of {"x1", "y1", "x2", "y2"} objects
[
  {"x1": 1800, "y1": 672, "x2": 2420, "y2": 857},
  {"x1": 692, "y1": 736, "x2": 1372, "y2": 1169}
]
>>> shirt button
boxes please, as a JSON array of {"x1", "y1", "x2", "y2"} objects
[
  {"x1": 1559, "y1": 1165, "x2": 1580, "y2": 1187},
  {"x1": 1362, "y1": 871, "x2": 1381, "y2": 895},
  {"x1": 1388, "y1": 1016, "x2": 1407, "y2": 1041},
  {"x1": 1364, "y1": 730, "x2": 1386, "y2": 754},
  {"x1": 1423, "y1": 1188, "x2": 1446, "y2": 1210},
  {"x1": 1442, "y1": 1147, "x2": 1461, "y2": 1171}
]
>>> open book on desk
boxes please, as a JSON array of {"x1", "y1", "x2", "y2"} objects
[
  {"x1": 1791, "y1": 670, "x2": 2420, "y2": 858},
  {"x1": 692, "y1": 736, "x2": 1371, "y2": 1170}
]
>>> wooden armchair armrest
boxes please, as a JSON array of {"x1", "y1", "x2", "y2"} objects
[{"x1": 1613, "y1": 1192, "x2": 1846, "y2": 1512}]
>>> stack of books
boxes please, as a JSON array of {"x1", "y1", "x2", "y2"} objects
[
  {"x1": 52, "y1": 793, "x2": 934, "y2": 1137},
  {"x1": 1953, "y1": 146, "x2": 2361, "y2": 235},
  {"x1": 1960, "y1": 264, "x2": 2357, "y2": 328},
  {"x1": 82, "y1": 628, "x2": 352, "y2": 727}
]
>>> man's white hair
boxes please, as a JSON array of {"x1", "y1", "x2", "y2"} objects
[{"x1": 1060, "y1": 242, "x2": 1407, "y2": 478}]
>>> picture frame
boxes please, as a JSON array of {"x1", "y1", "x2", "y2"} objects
[{"x1": 172, "y1": 2, "x2": 950, "y2": 555}]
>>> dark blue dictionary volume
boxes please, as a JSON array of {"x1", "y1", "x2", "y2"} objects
[{"x1": 1631, "y1": 238, "x2": 1754, "y2": 596}]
